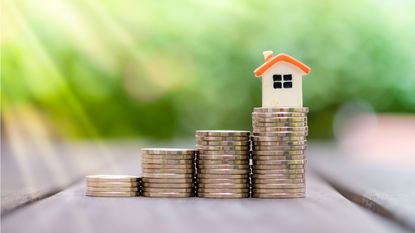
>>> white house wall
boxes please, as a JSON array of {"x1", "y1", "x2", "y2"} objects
[{"x1": 262, "y1": 61, "x2": 304, "y2": 108}]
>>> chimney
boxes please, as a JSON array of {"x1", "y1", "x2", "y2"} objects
[{"x1": 263, "y1": 51, "x2": 273, "y2": 62}]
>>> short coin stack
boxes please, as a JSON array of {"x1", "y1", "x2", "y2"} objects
[
  {"x1": 85, "y1": 175, "x2": 141, "y2": 197},
  {"x1": 141, "y1": 148, "x2": 196, "y2": 198},
  {"x1": 251, "y1": 107, "x2": 308, "y2": 198},
  {"x1": 196, "y1": 130, "x2": 251, "y2": 198}
]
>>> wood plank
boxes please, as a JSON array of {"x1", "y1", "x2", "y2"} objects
[
  {"x1": 309, "y1": 143, "x2": 415, "y2": 232},
  {"x1": 1, "y1": 155, "x2": 408, "y2": 233}
]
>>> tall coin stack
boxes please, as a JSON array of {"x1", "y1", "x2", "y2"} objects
[
  {"x1": 196, "y1": 130, "x2": 251, "y2": 198},
  {"x1": 141, "y1": 148, "x2": 196, "y2": 198},
  {"x1": 251, "y1": 107, "x2": 308, "y2": 198},
  {"x1": 85, "y1": 175, "x2": 141, "y2": 197}
]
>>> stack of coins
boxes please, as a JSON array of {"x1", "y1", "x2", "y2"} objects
[
  {"x1": 196, "y1": 130, "x2": 251, "y2": 198},
  {"x1": 85, "y1": 175, "x2": 141, "y2": 197},
  {"x1": 251, "y1": 107, "x2": 308, "y2": 198},
  {"x1": 141, "y1": 148, "x2": 196, "y2": 198}
]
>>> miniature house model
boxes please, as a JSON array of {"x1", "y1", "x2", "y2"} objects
[{"x1": 254, "y1": 51, "x2": 311, "y2": 108}]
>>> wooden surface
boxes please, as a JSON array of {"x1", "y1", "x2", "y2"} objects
[{"x1": 1, "y1": 141, "x2": 414, "y2": 233}]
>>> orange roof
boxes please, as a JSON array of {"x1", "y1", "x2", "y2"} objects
[{"x1": 254, "y1": 53, "x2": 311, "y2": 77}]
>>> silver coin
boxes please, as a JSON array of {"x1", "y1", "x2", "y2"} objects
[
  {"x1": 199, "y1": 159, "x2": 249, "y2": 165},
  {"x1": 253, "y1": 126, "x2": 308, "y2": 132},
  {"x1": 198, "y1": 164, "x2": 249, "y2": 170},
  {"x1": 253, "y1": 122, "x2": 307, "y2": 128},
  {"x1": 253, "y1": 164, "x2": 305, "y2": 170},
  {"x1": 198, "y1": 187, "x2": 249, "y2": 193},
  {"x1": 198, "y1": 178, "x2": 248, "y2": 184},
  {"x1": 252, "y1": 112, "x2": 307, "y2": 117},
  {"x1": 252, "y1": 117, "x2": 307, "y2": 123},
  {"x1": 142, "y1": 154, "x2": 194, "y2": 160},
  {"x1": 253, "y1": 150, "x2": 305, "y2": 156},
  {"x1": 253, "y1": 188, "x2": 305, "y2": 194},
  {"x1": 197, "y1": 145, "x2": 249, "y2": 151},
  {"x1": 142, "y1": 168, "x2": 194, "y2": 174},
  {"x1": 253, "y1": 155, "x2": 306, "y2": 161},
  {"x1": 198, "y1": 183, "x2": 250, "y2": 189},
  {"x1": 253, "y1": 141, "x2": 307, "y2": 146},
  {"x1": 196, "y1": 140, "x2": 250, "y2": 146},
  {"x1": 86, "y1": 191, "x2": 138, "y2": 197},
  {"x1": 253, "y1": 107, "x2": 309, "y2": 113},
  {"x1": 141, "y1": 148, "x2": 196, "y2": 155},
  {"x1": 142, "y1": 177, "x2": 193, "y2": 183},
  {"x1": 142, "y1": 159, "x2": 194, "y2": 165},
  {"x1": 253, "y1": 159, "x2": 306, "y2": 165},
  {"x1": 143, "y1": 183, "x2": 195, "y2": 189},
  {"x1": 198, "y1": 168, "x2": 248, "y2": 175},
  {"x1": 254, "y1": 145, "x2": 307, "y2": 151},
  {"x1": 252, "y1": 193, "x2": 305, "y2": 199},
  {"x1": 196, "y1": 136, "x2": 250, "y2": 141},
  {"x1": 87, "y1": 186, "x2": 139, "y2": 192},
  {"x1": 198, "y1": 192, "x2": 249, "y2": 198},
  {"x1": 196, "y1": 130, "x2": 251, "y2": 137},
  {"x1": 253, "y1": 173, "x2": 305, "y2": 179},
  {"x1": 142, "y1": 164, "x2": 194, "y2": 169},
  {"x1": 143, "y1": 187, "x2": 193, "y2": 193},
  {"x1": 199, "y1": 150, "x2": 249, "y2": 155},
  {"x1": 197, "y1": 173, "x2": 249, "y2": 179},
  {"x1": 142, "y1": 173, "x2": 193, "y2": 179},
  {"x1": 253, "y1": 183, "x2": 305, "y2": 189},
  {"x1": 143, "y1": 192, "x2": 193, "y2": 198},
  {"x1": 253, "y1": 169, "x2": 305, "y2": 174},
  {"x1": 253, "y1": 132, "x2": 308, "y2": 137},
  {"x1": 86, "y1": 175, "x2": 141, "y2": 182},
  {"x1": 253, "y1": 178, "x2": 305, "y2": 184},
  {"x1": 252, "y1": 136, "x2": 306, "y2": 142}
]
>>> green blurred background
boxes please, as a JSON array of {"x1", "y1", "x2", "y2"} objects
[{"x1": 2, "y1": 0, "x2": 415, "y2": 140}]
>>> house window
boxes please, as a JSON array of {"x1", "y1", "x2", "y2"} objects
[{"x1": 273, "y1": 74, "x2": 293, "y2": 89}]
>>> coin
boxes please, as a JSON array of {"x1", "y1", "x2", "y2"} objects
[
  {"x1": 141, "y1": 154, "x2": 195, "y2": 162},
  {"x1": 85, "y1": 175, "x2": 141, "y2": 182},
  {"x1": 197, "y1": 145, "x2": 249, "y2": 151},
  {"x1": 141, "y1": 148, "x2": 196, "y2": 155},
  {"x1": 143, "y1": 187, "x2": 193, "y2": 193},
  {"x1": 87, "y1": 187, "x2": 139, "y2": 192},
  {"x1": 253, "y1": 132, "x2": 308, "y2": 137},
  {"x1": 252, "y1": 188, "x2": 305, "y2": 194},
  {"x1": 253, "y1": 127, "x2": 308, "y2": 132},
  {"x1": 253, "y1": 178, "x2": 305, "y2": 184},
  {"x1": 198, "y1": 187, "x2": 249, "y2": 193},
  {"x1": 198, "y1": 178, "x2": 248, "y2": 184},
  {"x1": 199, "y1": 160, "x2": 249, "y2": 165},
  {"x1": 253, "y1": 173, "x2": 305, "y2": 179},
  {"x1": 198, "y1": 164, "x2": 249, "y2": 170},
  {"x1": 142, "y1": 164, "x2": 194, "y2": 169},
  {"x1": 253, "y1": 155, "x2": 306, "y2": 161},
  {"x1": 142, "y1": 173, "x2": 193, "y2": 179},
  {"x1": 143, "y1": 183, "x2": 194, "y2": 188},
  {"x1": 198, "y1": 168, "x2": 248, "y2": 175},
  {"x1": 253, "y1": 159, "x2": 306, "y2": 165},
  {"x1": 253, "y1": 145, "x2": 307, "y2": 151},
  {"x1": 253, "y1": 164, "x2": 305, "y2": 170},
  {"x1": 253, "y1": 141, "x2": 307, "y2": 146},
  {"x1": 142, "y1": 159, "x2": 194, "y2": 165},
  {"x1": 253, "y1": 169, "x2": 305, "y2": 174},
  {"x1": 142, "y1": 168, "x2": 194, "y2": 174},
  {"x1": 198, "y1": 182, "x2": 249, "y2": 188},
  {"x1": 252, "y1": 136, "x2": 307, "y2": 142},
  {"x1": 142, "y1": 177, "x2": 193, "y2": 183},
  {"x1": 86, "y1": 191, "x2": 138, "y2": 197},
  {"x1": 198, "y1": 192, "x2": 249, "y2": 198},
  {"x1": 253, "y1": 183, "x2": 305, "y2": 189},
  {"x1": 252, "y1": 117, "x2": 307, "y2": 122},
  {"x1": 198, "y1": 155, "x2": 249, "y2": 161},
  {"x1": 253, "y1": 113, "x2": 307, "y2": 118},
  {"x1": 252, "y1": 120, "x2": 307, "y2": 128},
  {"x1": 253, "y1": 107, "x2": 309, "y2": 113},
  {"x1": 196, "y1": 140, "x2": 250, "y2": 146},
  {"x1": 143, "y1": 192, "x2": 193, "y2": 198},
  {"x1": 197, "y1": 174, "x2": 249, "y2": 179},
  {"x1": 252, "y1": 193, "x2": 305, "y2": 198},
  {"x1": 198, "y1": 150, "x2": 248, "y2": 155},
  {"x1": 253, "y1": 150, "x2": 304, "y2": 156},
  {"x1": 196, "y1": 136, "x2": 250, "y2": 141},
  {"x1": 196, "y1": 130, "x2": 250, "y2": 137}
]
